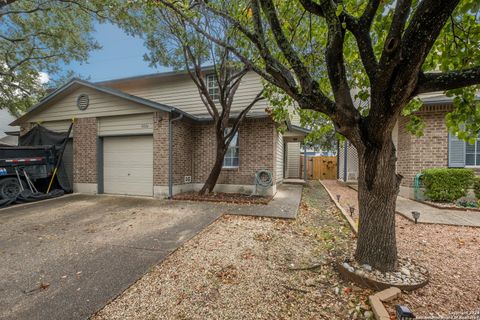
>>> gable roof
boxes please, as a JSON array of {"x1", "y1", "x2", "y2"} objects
[
  {"x1": 96, "y1": 66, "x2": 216, "y2": 87},
  {"x1": 10, "y1": 78, "x2": 198, "y2": 126}
]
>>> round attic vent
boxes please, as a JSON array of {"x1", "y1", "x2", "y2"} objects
[{"x1": 77, "y1": 94, "x2": 89, "y2": 110}]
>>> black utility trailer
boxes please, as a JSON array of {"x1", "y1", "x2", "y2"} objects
[
  {"x1": 0, "y1": 145, "x2": 57, "y2": 200},
  {"x1": 0, "y1": 122, "x2": 73, "y2": 208}
]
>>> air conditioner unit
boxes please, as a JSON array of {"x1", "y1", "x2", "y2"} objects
[{"x1": 184, "y1": 176, "x2": 192, "y2": 183}]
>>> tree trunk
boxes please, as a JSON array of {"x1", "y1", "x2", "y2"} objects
[
  {"x1": 354, "y1": 138, "x2": 402, "y2": 272},
  {"x1": 199, "y1": 135, "x2": 227, "y2": 195}
]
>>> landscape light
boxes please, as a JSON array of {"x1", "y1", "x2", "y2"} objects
[
  {"x1": 395, "y1": 305, "x2": 416, "y2": 319},
  {"x1": 336, "y1": 194, "x2": 341, "y2": 201},
  {"x1": 411, "y1": 211, "x2": 421, "y2": 224},
  {"x1": 349, "y1": 206, "x2": 355, "y2": 217}
]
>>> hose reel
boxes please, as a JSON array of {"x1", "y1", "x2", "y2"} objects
[{"x1": 252, "y1": 169, "x2": 273, "y2": 196}]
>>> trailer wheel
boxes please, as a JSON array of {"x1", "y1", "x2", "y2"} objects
[{"x1": 0, "y1": 178, "x2": 26, "y2": 200}]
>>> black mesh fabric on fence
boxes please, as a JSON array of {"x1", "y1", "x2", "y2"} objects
[{"x1": 19, "y1": 125, "x2": 72, "y2": 193}]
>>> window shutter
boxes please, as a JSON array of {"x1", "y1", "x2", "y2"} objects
[{"x1": 448, "y1": 132, "x2": 465, "y2": 167}]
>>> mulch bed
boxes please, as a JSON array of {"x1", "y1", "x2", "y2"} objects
[{"x1": 173, "y1": 192, "x2": 272, "y2": 205}]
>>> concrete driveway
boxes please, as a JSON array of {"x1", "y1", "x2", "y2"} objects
[{"x1": 0, "y1": 194, "x2": 224, "y2": 320}]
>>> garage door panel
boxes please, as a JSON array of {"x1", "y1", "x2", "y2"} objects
[{"x1": 103, "y1": 136, "x2": 153, "y2": 196}]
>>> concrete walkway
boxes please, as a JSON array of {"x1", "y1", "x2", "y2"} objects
[
  {"x1": 346, "y1": 183, "x2": 480, "y2": 227},
  {"x1": 396, "y1": 196, "x2": 480, "y2": 227},
  {"x1": 225, "y1": 184, "x2": 303, "y2": 219}
]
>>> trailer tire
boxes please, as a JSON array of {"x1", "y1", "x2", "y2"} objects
[{"x1": 0, "y1": 178, "x2": 26, "y2": 200}]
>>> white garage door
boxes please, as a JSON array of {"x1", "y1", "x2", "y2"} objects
[{"x1": 103, "y1": 136, "x2": 153, "y2": 196}]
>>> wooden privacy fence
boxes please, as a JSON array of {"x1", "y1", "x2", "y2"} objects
[{"x1": 300, "y1": 155, "x2": 337, "y2": 180}]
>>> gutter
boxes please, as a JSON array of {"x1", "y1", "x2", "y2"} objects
[{"x1": 168, "y1": 112, "x2": 183, "y2": 199}]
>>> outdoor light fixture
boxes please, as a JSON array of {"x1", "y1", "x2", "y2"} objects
[
  {"x1": 395, "y1": 305, "x2": 416, "y2": 319},
  {"x1": 336, "y1": 194, "x2": 341, "y2": 201},
  {"x1": 349, "y1": 206, "x2": 355, "y2": 217},
  {"x1": 411, "y1": 211, "x2": 421, "y2": 224}
]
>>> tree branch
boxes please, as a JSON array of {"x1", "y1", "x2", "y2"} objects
[
  {"x1": 342, "y1": 13, "x2": 378, "y2": 81},
  {"x1": 226, "y1": 90, "x2": 265, "y2": 146},
  {"x1": 416, "y1": 67, "x2": 480, "y2": 94},
  {"x1": 388, "y1": 0, "x2": 461, "y2": 106},
  {"x1": 258, "y1": 0, "x2": 316, "y2": 93},
  {"x1": 0, "y1": 0, "x2": 16, "y2": 9},
  {"x1": 359, "y1": 0, "x2": 380, "y2": 27}
]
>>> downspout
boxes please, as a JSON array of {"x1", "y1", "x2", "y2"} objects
[
  {"x1": 303, "y1": 143, "x2": 307, "y2": 181},
  {"x1": 336, "y1": 139, "x2": 340, "y2": 180},
  {"x1": 168, "y1": 112, "x2": 183, "y2": 199}
]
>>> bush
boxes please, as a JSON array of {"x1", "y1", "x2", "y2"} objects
[
  {"x1": 474, "y1": 177, "x2": 480, "y2": 199},
  {"x1": 421, "y1": 168, "x2": 475, "y2": 202}
]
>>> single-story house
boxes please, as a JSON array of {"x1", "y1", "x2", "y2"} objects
[
  {"x1": 338, "y1": 92, "x2": 480, "y2": 199},
  {"x1": 11, "y1": 69, "x2": 308, "y2": 198}
]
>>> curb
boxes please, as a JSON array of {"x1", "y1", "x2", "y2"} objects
[
  {"x1": 0, "y1": 193, "x2": 78, "y2": 213},
  {"x1": 369, "y1": 287, "x2": 401, "y2": 320},
  {"x1": 319, "y1": 180, "x2": 358, "y2": 234}
]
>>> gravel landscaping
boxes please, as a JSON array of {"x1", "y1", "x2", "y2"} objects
[
  {"x1": 93, "y1": 182, "x2": 374, "y2": 320},
  {"x1": 93, "y1": 181, "x2": 480, "y2": 319},
  {"x1": 321, "y1": 180, "x2": 480, "y2": 317}
]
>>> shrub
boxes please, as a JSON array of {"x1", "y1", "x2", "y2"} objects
[
  {"x1": 421, "y1": 168, "x2": 475, "y2": 202},
  {"x1": 474, "y1": 177, "x2": 480, "y2": 199},
  {"x1": 456, "y1": 197, "x2": 479, "y2": 208}
]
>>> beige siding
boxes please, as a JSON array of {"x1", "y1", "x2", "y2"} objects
[
  {"x1": 108, "y1": 71, "x2": 268, "y2": 117},
  {"x1": 286, "y1": 142, "x2": 300, "y2": 178},
  {"x1": 288, "y1": 103, "x2": 301, "y2": 126},
  {"x1": 27, "y1": 87, "x2": 154, "y2": 123},
  {"x1": 41, "y1": 120, "x2": 74, "y2": 136},
  {"x1": 98, "y1": 113, "x2": 154, "y2": 136},
  {"x1": 276, "y1": 132, "x2": 284, "y2": 183}
]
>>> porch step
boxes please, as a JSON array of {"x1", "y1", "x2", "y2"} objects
[{"x1": 283, "y1": 179, "x2": 306, "y2": 185}]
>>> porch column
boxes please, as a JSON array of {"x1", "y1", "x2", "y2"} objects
[{"x1": 303, "y1": 144, "x2": 307, "y2": 181}]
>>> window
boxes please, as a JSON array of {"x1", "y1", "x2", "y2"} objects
[
  {"x1": 223, "y1": 128, "x2": 239, "y2": 168},
  {"x1": 465, "y1": 134, "x2": 480, "y2": 166},
  {"x1": 206, "y1": 74, "x2": 220, "y2": 101}
]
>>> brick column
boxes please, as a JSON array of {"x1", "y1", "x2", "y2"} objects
[
  {"x1": 73, "y1": 118, "x2": 97, "y2": 192},
  {"x1": 153, "y1": 112, "x2": 169, "y2": 196}
]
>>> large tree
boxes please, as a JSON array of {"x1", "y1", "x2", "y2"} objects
[
  {"x1": 155, "y1": 0, "x2": 480, "y2": 271},
  {"x1": 0, "y1": 0, "x2": 131, "y2": 115},
  {"x1": 136, "y1": 5, "x2": 264, "y2": 194}
]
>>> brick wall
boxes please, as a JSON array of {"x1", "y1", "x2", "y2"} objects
[
  {"x1": 73, "y1": 117, "x2": 97, "y2": 184},
  {"x1": 172, "y1": 118, "x2": 193, "y2": 185},
  {"x1": 153, "y1": 112, "x2": 169, "y2": 186},
  {"x1": 397, "y1": 105, "x2": 451, "y2": 187},
  {"x1": 192, "y1": 117, "x2": 276, "y2": 185}
]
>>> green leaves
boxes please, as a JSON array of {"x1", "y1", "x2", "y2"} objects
[
  {"x1": 0, "y1": 0, "x2": 123, "y2": 115},
  {"x1": 445, "y1": 86, "x2": 480, "y2": 143},
  {"x1": 421, "y1": 168, "x2": 475, "y2": 202}
]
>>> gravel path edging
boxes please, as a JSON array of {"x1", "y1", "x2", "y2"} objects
[
  {"x1": 319, "y1": 179, "x2": 358, "y2": 234},
  {"x1": 369, "y1": 287, "x2": 401, "y2": 320}
]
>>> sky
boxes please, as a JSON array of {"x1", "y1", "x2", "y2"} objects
[{"x1": 59, "y1": 22, "x2": 170, "y2": 83}]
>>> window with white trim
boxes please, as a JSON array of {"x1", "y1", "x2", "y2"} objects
[
  {"x1": 206, "y1": 74, "x2": 220, "y2": 101},
  {"x1": 223, "y1": 128, "x2": 239, "y2": 168},
  {"x1": 465, "y1": 134, "x2": 480, "y2": 166}
]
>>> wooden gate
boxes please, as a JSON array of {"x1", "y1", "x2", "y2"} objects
[{"x1": 301, "y1": 156, "x2": 337, "y2": 180}]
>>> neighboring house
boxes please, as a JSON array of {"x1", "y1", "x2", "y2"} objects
[
  {"x1": 11, "y1": 69, "x2": 308, "y2": 197},
  {"x1": 0, "y1": 109, "x2": 18, "y2": 146},
  {"x1": 338, "y1": 92, "x2": 480, "y2": 199}
]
